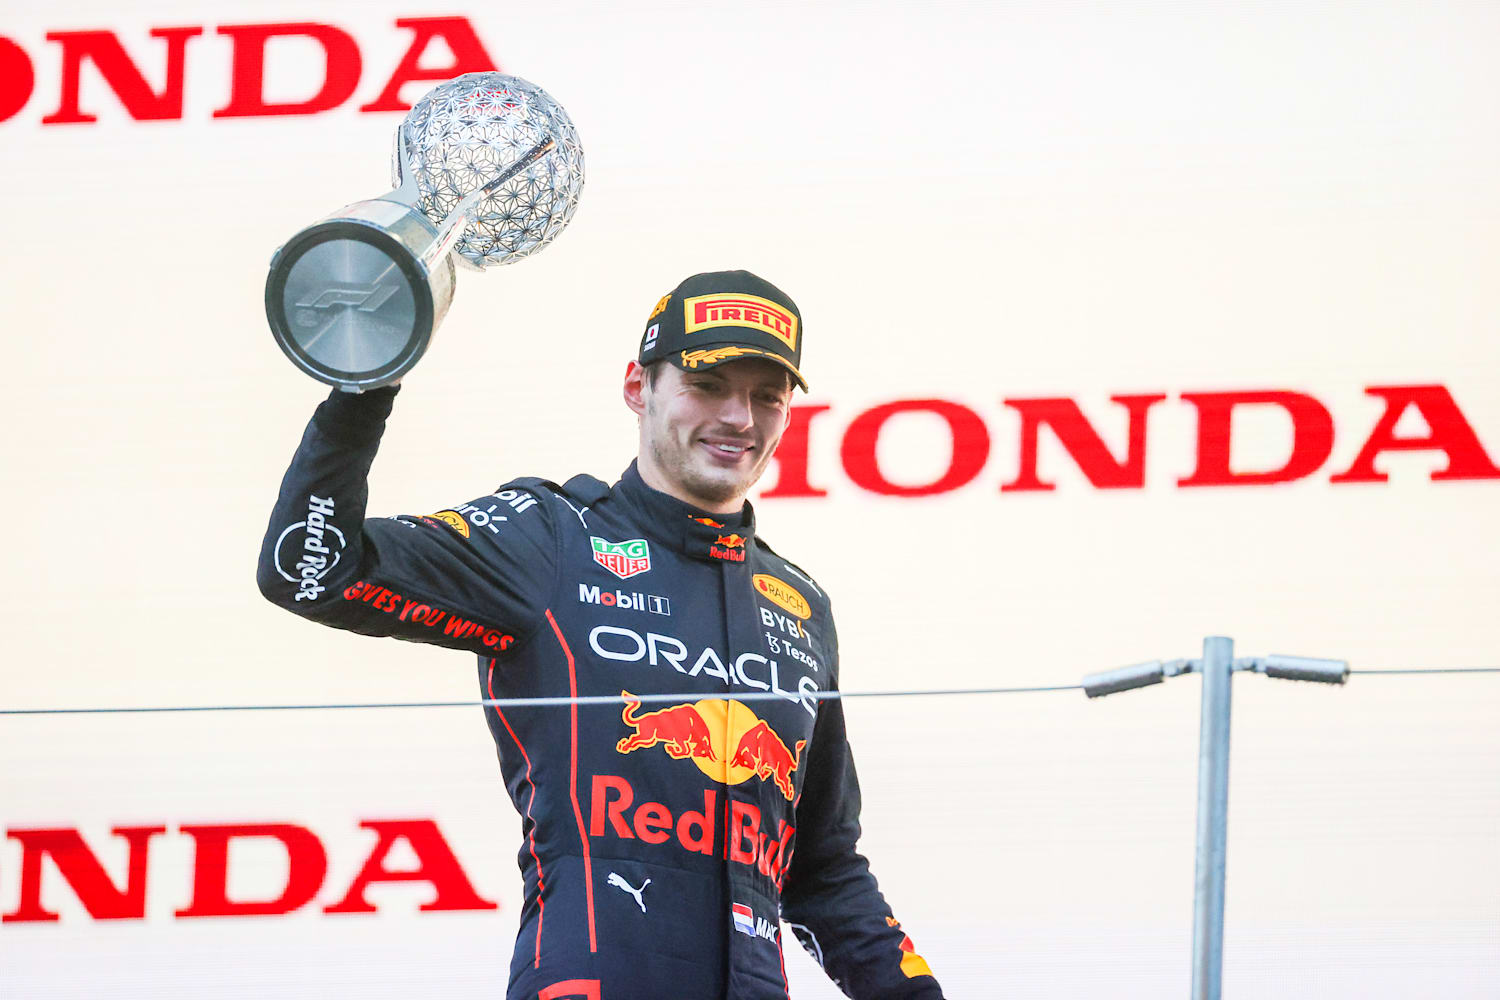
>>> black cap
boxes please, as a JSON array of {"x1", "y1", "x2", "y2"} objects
[{"x1": 637, "y1": 270, "x2": 807, "y2": 390}]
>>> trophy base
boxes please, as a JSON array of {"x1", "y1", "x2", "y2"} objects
[{"x1": 265, "y1": 199, "x2": 456, "y2": 391}]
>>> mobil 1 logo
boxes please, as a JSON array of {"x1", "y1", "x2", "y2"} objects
[{"x1": 579, "y1": 584, "x2": 670, "y2": 616}]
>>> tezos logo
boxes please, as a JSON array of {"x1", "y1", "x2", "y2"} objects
[
  {"x1": 275, "y1": 495, "x2": 345, "y2": 601},
  {"x1": 591, "y1": 536, "x2": 651, "y2": 580}
]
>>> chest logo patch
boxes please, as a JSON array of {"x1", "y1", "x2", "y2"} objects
[
  {"x1": 753, "y1": 574, "x2": 810, "y2": 619},
  {"x1": 616, "y1": 691, "x2": 806, "y2": 801},
  {"x1": 591, "y1": 536, "x2": 651, "y2": 579}
]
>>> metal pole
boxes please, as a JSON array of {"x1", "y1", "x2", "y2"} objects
[{"x1": 1191, "y1": 636, "x2": 1233, "y2": 1000}]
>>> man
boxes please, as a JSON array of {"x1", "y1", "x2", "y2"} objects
[{"x1": 258, "y1": 270, "x2": 943, "y2": 999}]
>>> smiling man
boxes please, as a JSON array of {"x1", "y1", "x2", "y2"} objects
[{"x1": 257, "y1": 270, "x2": 943, "y2": 1000}]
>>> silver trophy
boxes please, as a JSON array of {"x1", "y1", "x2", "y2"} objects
[{"x1": 265, "y1": 72, "x2": 584, "y2": 390}]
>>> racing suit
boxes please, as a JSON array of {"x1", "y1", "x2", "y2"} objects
[{"x1": 257, "y1": 386, "x2": 943, "y2": 1000}]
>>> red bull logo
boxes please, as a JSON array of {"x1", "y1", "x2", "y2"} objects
[
  {"x1": 691, "y1": 516, "x2": 725, "y2": 528},
  {"x1": 588, "y1": 774, "x2": 795, "y2": 883},
  {"x1": 709, "y1": 533, "x2": 748, "y2": 562},
  {"x1": 615, "y1": 693, "x2": 804, "y2": 801},
  {"x1": 729, "y1": 720, "x2": 805, "y2": 801},
  {"x1": 616, "y1": 691, "x2": 716, "y2": 761}
]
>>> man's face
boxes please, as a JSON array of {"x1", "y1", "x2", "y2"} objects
[{"x1": 627, "y1": 358, "x2": 794, "y2": 513}]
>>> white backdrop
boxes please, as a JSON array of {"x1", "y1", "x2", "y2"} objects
[{"x1": 2, "y1": 2, "x2": 1497, "y2": 997}]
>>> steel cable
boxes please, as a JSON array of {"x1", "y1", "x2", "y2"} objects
[
  {"x1": 0, "y1": 684, "x2": 1083, "y2": 716},
  {"x1": 3, "y1": 668, "x2": 1497, "y2": 717}
]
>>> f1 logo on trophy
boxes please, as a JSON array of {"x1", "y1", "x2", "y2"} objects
[{"x1": 265, "y1": 73, "x2": 584, "y2": 390}]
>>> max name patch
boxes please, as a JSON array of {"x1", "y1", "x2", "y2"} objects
[
  {"x1": 683, "y1": 293, "x2": 798, "y2": 351},
  {"x1": 731, "y1": 902, "x2": 779, "y2": 942}
]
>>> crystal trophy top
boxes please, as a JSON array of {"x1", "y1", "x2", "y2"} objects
[{"x1": 265, "y1": 72, "x2": 585, "y2": 390}]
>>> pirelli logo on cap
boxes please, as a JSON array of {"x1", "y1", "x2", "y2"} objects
[{"x1": 683, "y1": 293, "x2": 798, "y2": 351}]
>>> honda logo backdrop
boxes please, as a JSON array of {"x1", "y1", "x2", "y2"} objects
[{"x1": 3, "y1": 2, "x2": 1496, "y2": 998}]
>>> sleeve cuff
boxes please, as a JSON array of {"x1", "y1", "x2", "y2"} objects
[{"x1": 312, "y1": 384, "x2": 400, "y2": 445}]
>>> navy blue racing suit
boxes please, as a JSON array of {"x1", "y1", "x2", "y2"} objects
[{"x1": 257, "y1": 386, "x2": 944, "y2": 1000}]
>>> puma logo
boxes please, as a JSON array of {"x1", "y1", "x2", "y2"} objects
[{"x1": 607, "y1": 872, "x2": 651, "y2": 913}]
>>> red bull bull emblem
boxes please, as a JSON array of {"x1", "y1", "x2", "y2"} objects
[
  {"x1": 728, "y1": 719, "x2": 804, "y2": 801},
  {"x1": 616, "y1": 692, "x2": 717, "y2": 761},
  {"x1": 709, "y1": 533, "x2": 748, "y2": 562},
  {"x1": 691, "y1": 516, "x2": 725, "y2": 528},
  {"x1": 591, "y1": 536, "x2": 651, "y2": 580},
  {"x1": 616, "y1": 691, "x2": 805, "y2": 801}
]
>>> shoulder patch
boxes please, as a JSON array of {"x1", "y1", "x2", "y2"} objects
[
  {"x1": 560, "y1": 474, "x2": 611, "y2": 505},
  {"x1": 496, "y1": 474, "x2": 610, "y2": 507},
  {"x1": 494, "y1": 475, "x2": 563, "y2": 497}
]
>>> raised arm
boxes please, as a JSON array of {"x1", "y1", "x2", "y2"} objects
[{"x1": 256, "y1": 386, "x2": 557, "y2": 655}]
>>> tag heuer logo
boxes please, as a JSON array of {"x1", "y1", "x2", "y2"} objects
[{"x1": 591, "y1": 536, "x2": 651, "y2": 579}]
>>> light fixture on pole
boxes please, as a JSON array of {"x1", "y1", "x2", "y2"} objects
[{"x1": 1083, "y1": 637, "x2": 1349, "y2": 1000}]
